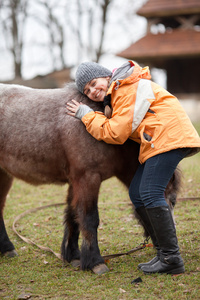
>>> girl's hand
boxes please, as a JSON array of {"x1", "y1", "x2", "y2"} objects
[{"x1": 66, "y1": 99, "x2": 83, "y2": 117}]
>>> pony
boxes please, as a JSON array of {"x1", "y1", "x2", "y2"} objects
[{"x1": 0, "y1": 82, "x2": 181, "y2": 274}]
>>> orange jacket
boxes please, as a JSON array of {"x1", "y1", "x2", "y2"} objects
[{"x1": 82, "y1": 61, "x2": 200, "y2": 164}]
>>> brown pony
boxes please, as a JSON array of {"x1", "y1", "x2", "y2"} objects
[{"x1": 0, "y1": 82, "x2": 181, "y2": 274}]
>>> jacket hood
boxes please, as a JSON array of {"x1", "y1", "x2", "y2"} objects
[
  {"x1": 123, "y1": 61, "x2": 151, "y2": 83},
  {"x1": 107, "y1": 60, "x2": 151, "y2": 94}
]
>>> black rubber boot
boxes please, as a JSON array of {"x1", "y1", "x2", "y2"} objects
[
  {"x1": 136, "y1": 206, "x2": 160, "y2": 269},
  {"x1": 141, "y1": 206, "x2": 185, "y2": 275}
]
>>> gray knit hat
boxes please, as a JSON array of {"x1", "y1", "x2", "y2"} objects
[{"x1": 75, "y1": 62, "x2": 112, "y2": 94}]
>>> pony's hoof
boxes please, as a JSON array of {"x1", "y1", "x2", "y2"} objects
[
  {"x1": 92, "y1": 263, "x2": 109, "y2": 275},
  {"x1": 3, "y1": 250, "x2": 18, "y2": 258},
  {"x1": 71, "y1": 259, "x2": 80, "y2": 268}
]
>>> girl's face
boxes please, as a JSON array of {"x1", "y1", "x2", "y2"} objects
[{"x1": 83, "y1": 77, "x2": 110, "y2": 102}]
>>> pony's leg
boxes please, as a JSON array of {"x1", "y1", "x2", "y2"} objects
[
  {"x1": 72, "y1": 172, "x2": 109, "y2": 274},
  {"x1": 61, "y1": 185, "x2": 81, "y2": 266},
  {"x1": 0, "y1": 168, "x2": 17, "y2": 256}
]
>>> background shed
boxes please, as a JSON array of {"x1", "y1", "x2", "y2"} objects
[{"x1": 118, "y1": 0, "x2": 200, "y2": 122}]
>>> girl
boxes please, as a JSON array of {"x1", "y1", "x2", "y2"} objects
[{"x1": 67, "y1": 60, "x2": 200, "y2": 275}]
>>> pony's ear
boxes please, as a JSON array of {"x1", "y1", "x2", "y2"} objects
[{"x1": 104, "y1": 105, "x2": 112, "y2": 119}]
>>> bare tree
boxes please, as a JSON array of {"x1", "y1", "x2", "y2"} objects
[
  {"x1": 0, "y1": 0, "x2": 28, "y2": 78},
  {"x1": 96, "y1": 0, "x2": 111, "y2": 62},
  {"x1": 30, "y1": 0, "x2": 66, "y2": 70},
  {"x1": 0, "y1": 0, "x2": 144, "y2": 80},
  {"x1": 65, "y1": 0, "x2": 112, "y2": 63}
]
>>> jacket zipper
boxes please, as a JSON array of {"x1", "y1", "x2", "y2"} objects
[{"x1": 114, "y1": 81, "x2": 121, "y2": 90}]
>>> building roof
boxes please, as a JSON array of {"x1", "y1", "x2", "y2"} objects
[
  {"x1": 138, "y1": 0, "x2": 200, "y2": 18},
  {"x1": 117, "y1": 29, "x2": 200, "y2": 62}
]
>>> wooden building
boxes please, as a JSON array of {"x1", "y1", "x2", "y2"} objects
[{"x1": 118, "y1": 0, "x2": 200, "y2": 95}]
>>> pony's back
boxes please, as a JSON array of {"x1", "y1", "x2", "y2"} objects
[{"x1": 0, "y1": 83, "x2": 139, "y2": 185}]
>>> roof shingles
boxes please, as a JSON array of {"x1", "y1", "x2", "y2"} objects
[
  {"x1": 138, "y1": 0, "x2": 200, "y2": 17},
  {"x1": 117, "y1": 29, "x2": 200, "y2": 60}
]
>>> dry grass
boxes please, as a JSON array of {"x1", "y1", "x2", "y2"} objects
[{"x1": 0, "y1": 123, "x2": 199, "y2": 299}]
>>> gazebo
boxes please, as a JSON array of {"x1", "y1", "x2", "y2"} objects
[{"x1": 117, "y1": 0, "x2": 200, "y2": 95}]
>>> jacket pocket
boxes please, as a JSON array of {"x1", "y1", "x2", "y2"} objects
[
  {"x1": 142, "y1": 108, "x2": 161, "y2": 143},
  {"x1": 143, "y1": 126, "x2": 154, "y2": 142},
  {"x1": 143, "y1": 132, "x2": 152, "y2": 141}
]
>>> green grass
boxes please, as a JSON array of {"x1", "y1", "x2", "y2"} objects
[{"x1": 0, "y1": 123, "x2": 200, "y2": 299}]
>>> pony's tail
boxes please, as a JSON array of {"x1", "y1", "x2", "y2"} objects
[{"x1": 165, "y1": 167, "x2": 182, "y2": 208}]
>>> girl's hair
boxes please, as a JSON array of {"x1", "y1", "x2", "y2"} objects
[
  {"x1": 104, "y1": 105, "x2": 112, "y2": 119},
  {"x1": 103, "y1": 94, "x2": 112, "y2": 119}
]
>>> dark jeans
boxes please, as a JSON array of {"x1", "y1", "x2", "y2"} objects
[{"x1": 129, "y1": 148, "x2": 191, "y2": 209}]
